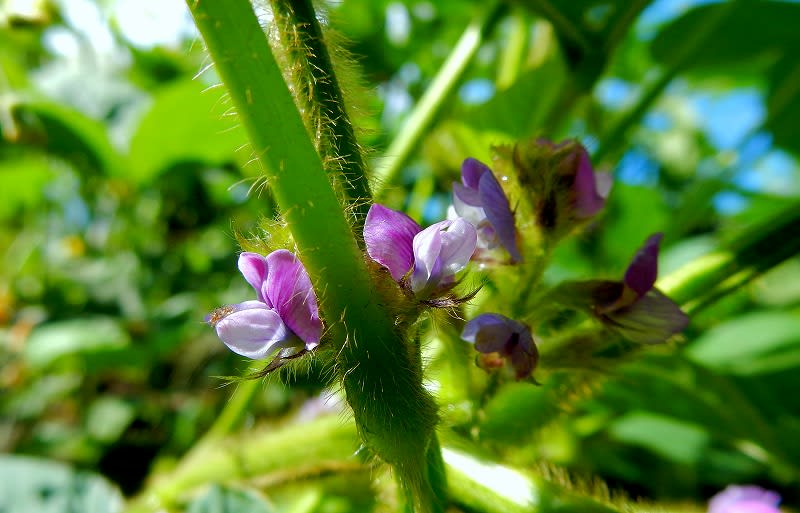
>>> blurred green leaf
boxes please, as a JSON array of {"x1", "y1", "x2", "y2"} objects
[
  {"x1": 608, "y1": 411, "x2": 709, "y2": 465},
  {"x1": 128, "y1": 79, "x2": 247, "y2": 183},
  {"x1": 0, "y1": 155, "x2": 52, "y2": 219},
  {"x1": 0, "y1": 455, "x2": 123, "y2": 513},
  {"x1": 651, "y1": 2, "x2": 800, "y2": 71},
  {"x1": 187, "y1": 484, "x2": 274, "y2": 513},
  {"x1": 24, "y1": 317, "x2": 131, "y2": 369},
  {"x1": 8, "y1": 100, "x2": 124, "y2": 174},
  {"x1": 86, "y1": 397, "x2": 136, "y2": 444},
  {"x1": 686, "y1": 311, "x2": 800, "y2": 375}
]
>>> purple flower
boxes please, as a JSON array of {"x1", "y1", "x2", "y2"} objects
[
  {"x1": 364, "y1": 204, "x2": 477, "y2": 297},
  {"x1": 709, "y1": 485, "x2": 781, "y2": 513},
  {"x1": 462, "y1": 313, "x2": 538, "y2": 380},
  {"x1": 206, "y1": 250, "x2": 322, "y2": 359},
  {"x1": 450, "y1": 158, "x2": 521, "y2": 262},
  {"x1": 555, "y1": 233, "x2": 688, "y2": 344}
]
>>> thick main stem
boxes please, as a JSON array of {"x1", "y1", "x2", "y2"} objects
[{"x1": 187, "y1": 1, "x2": 440, "y2": 509}]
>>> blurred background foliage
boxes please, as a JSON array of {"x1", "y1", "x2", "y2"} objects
[{"x1": 0, "y1": 0, "x2": 799, "y2": 511}]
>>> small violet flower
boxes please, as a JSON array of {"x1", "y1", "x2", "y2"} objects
[
  {"x1": 556, "y1": 233, "x2": 688, "y2": 344},
  {"x1": 546, "y1": 138, "x2": 608, "y2": 220},
  {"x1": 364, "y1": 203, "x2": 477, "y2": 298},
  {"x1": 709, "y1": 485, "x2": 781, "y2": 513},
  {"x1": 449, "y1": 158, "x2": 522, "y2": 262},
  {"x1": 206, "y1": 250, "x2": 322, "y2": 359},
  {"x1": 462, "y1": 313, "x2": 538, "y2": 380}
]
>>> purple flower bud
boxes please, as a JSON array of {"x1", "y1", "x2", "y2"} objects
[
  {"x1": 709, "y1": 486, "x2": 781, "y2": 513},
  {"x1": 623, "y1": 233, "x2": 662, "y2": 297},
  {"x1": 554, "y1": 233, "x2": 688, "y2": 344},
  {"x1": 462, "y1": 313, "x2": 538, "y2": 380},
  {"x1": 364, "y1": 204, "x2": 477, "y2": 298},
  {"x1": 452, "y1": 158, "x2": 521, "y2": 262},
  {"x1": 571, "y1": 144, "x2": 606, "y2": 219},
  {"x1": 207, "y1": 250, "x2": 322, "y2": 359}
]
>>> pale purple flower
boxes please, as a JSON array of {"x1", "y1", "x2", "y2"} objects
[
  {"x1": 364, "y1": 204, "x2": 477, "y2": 297},
  {"x1": 462, "y1": 313, "x2": 538, "y2": 380},
  {"x1": 555, "y1": 233, "x2": 688, "y2": 344},
  {"x1": 450, "y1": 158, "x2": 521, "y2": 262},
  {"x1": 709, "y1": 485, "x2": 781, "y2": 513},
  {"x1": 206, "y1": 250, "x2": 321, "y2": 359}
]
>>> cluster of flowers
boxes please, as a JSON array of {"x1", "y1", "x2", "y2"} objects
[{"x1": 207, "y1": 139, "x2": 688, "y2": 380}]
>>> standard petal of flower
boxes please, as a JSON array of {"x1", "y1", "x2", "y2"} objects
[
  {"x1": 264, "y1": 250, "x2": 322, "y2": 348},
  {"x1": 364, "y1": 203, "x2": 421, "y2": 282},
  {"x1": 215, "y1": 302, "x2": 298, "y2": 359},
  {"x1": 461, "y1": 157, "x2": 491, "y2": 189},
  {"x1": 709, "y1": 486, "x2": 781, "y2": 513},
  {"x1": 462, "y1": 313, "x2": 516, "y2": 353},
  {"x1": 238, "y1": 252, "x2": 269, "y2": 304},
  {"x1": 623, "y1": 233, "x2": 663, "y2": 297},
  {"x1": 411, "y1": 223, "x2": 444, "y2": 294},
  {"x1": 478, "y1": 171, "x2": 521, "y2": 262},
  {"x1": 436, "y1": 218, "x2": 477, "y2": 275},
  {"x1": 604, "y1": 289, "x2": 689, "y2": 344},
  {"x1": 452, "y1": 183, "x2": 488, "y2": 227},
  {"x1": 573, "y1": 146, "x2": 605, "y2": 219}
]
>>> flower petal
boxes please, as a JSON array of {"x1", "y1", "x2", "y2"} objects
[
  {"x1": 411, "y1": 222, "x2": 444, "y2": 294},
  {"x1": 709, "y1": 486, "x2": 781, "y2": 513},
  {"x1": 573, "y1": 146, "x2": 605, "y2": 219},
  {"x1": 604, "y1": 289, "x2": 689, "y2": 344},
  {"x1": 624, "y1": 233, "x2": 663, "y2": 297},
  {"x1": 364, "y1": 203, "x2": 421, "y2": 282},
  {"x1": 215, "y1": 302, "x2": 300, "y2": 359},
  {"x1": 264, "y1": 250, "x2": 322, "y2": 349},
  {"x1": 462, "y1": 313, "x2": 525, "y2": 353},
  {"x1": 238, "y1": 252, "x2": 269, "y2": 304},
  {"x1": 478, "y1": 170, "x2": 521, "y2": 262},
  {"x1": 461, "y1": 157, "x2": 491, "y2": 189},
  {"x1": 436, "y1": 218, "x2": 477, "y2": 275}
]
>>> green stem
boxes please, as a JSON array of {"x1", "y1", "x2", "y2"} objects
[
  {"x1": 270, "y1": 0, "x2": 373, "y2": 230},
  {"x1": 187, "y1": 2, "x2": 440, "y2": 509},
  {"x1": 522, "y1": 0, "x2": 594, "y2": 54},
  {"x1": 125, "y1": 415, "x2": 358, "y2": 512},
  {"x1": 373, "y1": 2, "x2": 507, "y2": 197}
]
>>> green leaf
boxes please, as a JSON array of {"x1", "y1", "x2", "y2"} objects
[
  {"x1": 186, "y1": 484, "x2": 274, "y2": 513},
  {"x1": 24, "y1": 317, "x2": 131, "y2": 369},
  {"x1": 608, "y1": 411, "x2": 710, "y2": 465},
  {"x1": 0, "y1": 455, "x2": 123, "y2": 513},
  {"x1": 7, "y1": 100, "x2": 124, "y2": 175},
  {"x1": 85, "y1": 397, "x2": 136, "y2": 444},
  {"x1": 651, "y1": 2, "x2": 800, "y2": 71},
  {"x1": 686, "y1": 311, "x2": 800, "y2": 375},
  {"x1": 0, "y1": 155, "x2": 53, "y2": 220},
  {"x1": 128, "y1": 79, "x2": 247, "y2": 183}
]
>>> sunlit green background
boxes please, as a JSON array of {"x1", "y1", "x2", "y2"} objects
[{"x1": 1, "y1": 0, "x2": 799, "y2": 511}]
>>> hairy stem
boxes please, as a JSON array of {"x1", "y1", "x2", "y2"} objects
[
  {"x1": 186, "y1": 2, "x2": 440, "y2": 508},
  {"x1": 270, "y1": 0, "x2": 373, "y2": 231}
]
